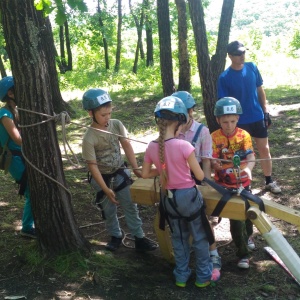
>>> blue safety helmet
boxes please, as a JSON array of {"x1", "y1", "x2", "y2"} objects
[
  {"x1": 82, "y1": 88, "x2": 112, "y2": 110},
  {"x1": 214, "y1": 97, "x2": 243, "y2": 117},
  {"x1": 172, "y1": 91, "x2": 196, "y2": 110},
  {"x1": 154, "y1": 96, "x2": 188, "y2": 123},
  {"x1": 0, "y1": 76, "x2": 14, "y2": 102}
]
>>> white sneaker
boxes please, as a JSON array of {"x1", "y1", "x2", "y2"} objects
[
  {"x1": 265, "y1": 182, "x2": 281, "y2": 194},
  {"x1": 247, "y1": 237, "x2": 255, "y2": 251},
  {"x1": 237, "y1": 258, "x2": 250, "y2": 269}
]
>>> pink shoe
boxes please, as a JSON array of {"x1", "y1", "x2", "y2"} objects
[{"x1": 211, "y1": 268, "x2": 221, "y2": 282}]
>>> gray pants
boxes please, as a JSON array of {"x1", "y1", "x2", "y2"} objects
[
  {"x1": 91, "y1": 169, "x2": 144, "y2": 238},
  {"x1": 163, "y1": 187, "x2": 212, "y2": 284}
]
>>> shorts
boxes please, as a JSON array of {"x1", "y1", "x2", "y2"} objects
[{"x1": 238, "y1": 119, "x2": 268, "y2": 138}]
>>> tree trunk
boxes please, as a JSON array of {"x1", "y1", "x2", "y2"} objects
[
  {"x1": 211, "y1": 0, "x2": 235, "y2": 83},
  {"x1": 59, "y1": 24, "x2": 68, "y2": 73},
  {"x1": 0, "y1": 0, "x2": 91, "y2": 256},
  {"x1": 114, "y1": 0, "x2": 122, "y2": 72},
  {"x1": 157, "y1": 0, "x2": 175, "y2": 96},
  {"x1": 97, "y1": 2, "x2": 110, "y2": 70},
  {"x1": 0, "y1": 54, "x2": 7, "y2": 77},
  {"x1": 129, "y1": 0, "x2": 145, "y2": 73},
  {"x1": 175, "y1": 0, "x2": 191, "y2": 91},
  {"x1": 65, "y1": 21, "x2": 73, "y2": 71},
  {"x1": 144, "y1": 0, "x2": 154, "y2": 67},
  {"x1": 188, "y1": 0, "x2": 234, "y2": 132}
]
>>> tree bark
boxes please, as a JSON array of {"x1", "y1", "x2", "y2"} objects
[
  {"x1": 65, "y1": 21, "x2": 73, "y2": 71},
  {"x1": 0, "y1": 0, "x2": 91, "y2": 256},
  {"x1": 114, "y1": 0, "x2": 122, "y2": 72},
  {"x1": 0, "y1": 54, "x2": 7, "y2": 77},
  {"x1": 157, "y1": 0, "x2": 175, "y2": 96},
  {"x1": 175, "y1": 0, "x2": 191, "y2": 91},
  {"x1": 97, "y1": 1, "x2": 110, "y2": 70},
  {"x1": 188, "y1": 0, "x2": 235, "y2": 133},
  {"x1": 144, "y1": 0, "x2": 154, "y2": 67}
]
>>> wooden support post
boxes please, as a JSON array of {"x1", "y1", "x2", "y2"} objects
[
  {"x1": 153, "y1": 209, "x2": 174, "y2": 263},
  {"x1": 247, "y1": 207, "x2": 300, "y2": 283}
]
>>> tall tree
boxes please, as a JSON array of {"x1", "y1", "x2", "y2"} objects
[
  {"x1": 97, "y1": 0, "x2": 110, "y2": 69},
  {"x1": 129, "y1": 0, "x2": 145, "y2": 73},
  {"x1": 114, "y1": 0, "x2": 122, "y2": 72},
  {"x1": 157, "y1": 0, "x2": 175, "y2": 96},
  {"x1": 188, "y1": 0, "x2": 235, "y2": 132},
  {"x1": 175, "y1": 0, "x2": 191, "y2": 91},
  {"x1": 144, "y1": 0, "x2": 154, "y2": 67},
  {"x1": 0, "y1": 0, "x2": 91, "y2": 256}
]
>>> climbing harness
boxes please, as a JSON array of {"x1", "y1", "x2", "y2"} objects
[
  {"x1": 88, "y1": 163, "x2": 133, "y2": 219},
  {"x1": 159, "y1": 186, "x2": 215, "y2": 245}
]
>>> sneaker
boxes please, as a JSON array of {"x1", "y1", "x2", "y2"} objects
[
  {"x1": 135, "y1": 236, "x2": 158, "y2": 252},
  {"x1": 175, "y1": 282, "x2": 186, "y2": 288},
  {"x1": 195, "y1": 281, "x2": 210, "y2": 288},
  {"x1": 105, "y1": 236, "x2": 122, "y2": 251},
  {"x1": 20, "y1": 228, "x2": 36, "y2": 239},
  {"x1": 265, "y1": 182, "x2": 281, "y2": 194},
  {"x1": 247, "y1": 236, "x2": 255, "y2": 251},
  {"x1": 237, "y1": 258, "x2": 250, "y2": 269},
  {"x1": 211, "y1": 269, "x2": 221, "y2": 282}
]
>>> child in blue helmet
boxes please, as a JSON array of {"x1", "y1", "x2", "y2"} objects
[
  {"x1": 0, "y1": 76, "x2": 35, "y2": 238},
  {"x1": 172, "y1": 91, "x2": 221, "y2": 281},
  {"x1": 142, "y1": 96, "x2": 215, "y2": 288},
  {"x1": 81, "y1": 88, "x2": 158, "y2": 252},
  {"x1": 212, "y1": 97, "x2": 256, "y2": 269}
]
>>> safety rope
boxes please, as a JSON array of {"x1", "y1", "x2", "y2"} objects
[{"x1": 13, "y1": 106, "x2": 300, "y2": 204}]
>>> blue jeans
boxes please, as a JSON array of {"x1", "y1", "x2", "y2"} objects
[
  {"x1": 163, "y1": 187, "x2": 212, "y2": 284},
  {"x1": 9, "y1": 155, "x2": 33, "y2": 232},
  {"x1": 91, "y1": 169, "x2": 144, "y2": 238}
]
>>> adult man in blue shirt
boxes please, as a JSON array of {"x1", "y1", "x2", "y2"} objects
[{"x1": 217, "y1": 41, "x2": 281, "y2": 194}]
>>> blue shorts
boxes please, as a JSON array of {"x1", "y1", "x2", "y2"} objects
[{"x1": 238, "y1": 119, "x2": 268, "y2": 138}]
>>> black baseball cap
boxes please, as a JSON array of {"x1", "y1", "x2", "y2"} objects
[{"x1": 227, "y1": 41, "x2": 247, "y2": 55}]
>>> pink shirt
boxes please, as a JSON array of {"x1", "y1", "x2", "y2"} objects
[
  {"x1": 178, "y1": 120, "x2": 212, "y2": 162},
  {"x1": 144, "y1": 138, "x2": 196, "y2": 189}
]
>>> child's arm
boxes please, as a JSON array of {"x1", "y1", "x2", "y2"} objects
[
  {"x1": 86, "y1": 160, "x2": 119, "y2": 205},
  {"x1": 141, "y1": 161, "x2": 160, "y2": 178},
  {"x1": 188, "y1": 151, "x2": 204, "y2": 181},
  {"x1": 120, "y1": 137, "x2": 142, "y2": 178},
  {"x1": 243, "y1": 153, "x2": 255, "y2": 180},
  {"x1": 1, "y1": 116, "x2": 22, "y2": 146}
]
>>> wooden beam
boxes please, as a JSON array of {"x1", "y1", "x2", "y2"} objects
[{"x1": 130, "y1": 179, "x2": 300, "y2": 227}]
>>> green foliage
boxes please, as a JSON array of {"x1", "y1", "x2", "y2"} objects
[{"x1": 290, "y1": 28, "x2": 300, "y2": 58}]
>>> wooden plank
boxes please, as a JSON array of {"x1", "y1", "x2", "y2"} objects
[{"x1": 130, "y1": 178, "x2": 300, "y2": 226}]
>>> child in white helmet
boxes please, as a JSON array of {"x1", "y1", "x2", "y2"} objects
[
  {"x1": 81, "y1": 88, "x2": 157, "y2": 252},
  {"x1": 142, "y1": 96, "x2": 216, "y2": 288},
  {"x1": 172, "y1": 91, "x2": 221, "y2": 281}
]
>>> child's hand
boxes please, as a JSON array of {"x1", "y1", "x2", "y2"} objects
[
  {"x1": 105, "y1": 189, "x2": 119, "y2": 205},
  {"x1": 133, "y1": 169, "x2": 142, "y2": 178},
  {"x1": 212, "y1": 159, "x2": 222, "y2": 170}
]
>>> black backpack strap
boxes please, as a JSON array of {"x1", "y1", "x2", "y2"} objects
[{"x1": 191, "y1": 123, "x2": 204, "y2": 147}]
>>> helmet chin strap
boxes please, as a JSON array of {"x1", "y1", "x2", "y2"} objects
[{"x1": 92, "y1": 111, "x2": 98, "y2": 124}]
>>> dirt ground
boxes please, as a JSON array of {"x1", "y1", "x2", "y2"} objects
[{"x1": 0, "y1": 100, "x2": 300, "y2": 300}]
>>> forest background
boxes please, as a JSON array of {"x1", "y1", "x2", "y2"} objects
[{"x1": 0, "y1": 0, "x2": 300, "y2": 299}]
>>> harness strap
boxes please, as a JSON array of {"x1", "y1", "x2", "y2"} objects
[
  {"x1": 161, "y1": 187, "x2": 215, "y2": 245},
  {"x1": 89, "y1": 164, "x2": 133, "y2": 219},
  {"x1": 203, "y1": 177, "x2": 265, "y2": 216},
  {"x1": 191, "y1": 123, "x2": 204, "y2": 147}
]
